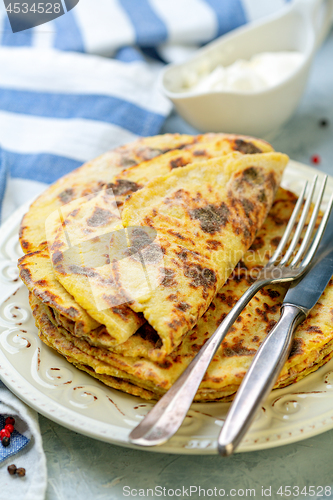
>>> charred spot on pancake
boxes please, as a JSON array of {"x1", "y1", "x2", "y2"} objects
[
  {"x1": 62, "y1": 306, "x2": 78, "y2": 318},
  {"x1": 34, "y1": 290, "x2": 79, "y2": 318},
  {"x1": 126, "y1": 229, "x2": 162, "y2": 265},
  {"x1": 142, "y1": 215, "x2": 155, "y2": 228},
  {"x1": 193, "y1": 149, "x2": 208, "y2": 157},
  {"x1": 58, "y1": 188, "x2": 74, "y2": 204},
  {"x1": 19, "y1": 225, "x2": 25, "y2": 239},
  {"x1": 193, "y1": 192, "x2": 202, "y2": 203},
  {"x1": 35, "y1": 279, "x2": 48, "y2": 287},
  {"x1": 243, "y1": 167, "x2": 264, "y2": 184},
  {"x1": 189, "y1": 202, "x2": 230, "y2": 234},
  {"x1": 228, "y1": 262, "x2": 250, "y2": 285},
  {"x1": 59, "y1": 306, "x2": 77, "y2": 319},
  {"x1": 167, "y1": 318, "x2": 186, "y2": 331},
  {"x1": 271, "y1": 236, "x2": 281, "y2": 247},
  {"x1": 255, "y1": 306, "x2": 270, "y2": 324},
  {"x1": 208, "y1": 301, "x2": 216, "y2": 311},
  {"x1": 157, "y1": 359, "x2": 173, "y2": 369},
  {"x1": 101, "y1": 289, "x2": 123, "y2": 308},
  {"x1": 177, "y1": 249, "x2": 188, "y2": 261},
  {"x1": 257, "y1": 189, "x2": 267, "y2": 203},
  {"x1": 167, "y1": 293, "x2": 178, "y2": 302},
  {"x1": 19, "y1": 267, "x2": 32, "y2": 284},
  {"x1": 233, "y1": 138, "x2": 262, "y2": 155},
  {"x1": 110, "y1": 305, "x2": 131, "y2": 321},
  {"x1": 87, "y1": 207, "x2": 113, "y2": 227},
  {"x1": 107, "y1": 179, "x2": 141, "y2": 196},
  {"x1": 233, "y1": 167, "x2": 265, "y2": 195},
  {"x1": 21, "y1": 240, "x2": 30, "y2": 250},
  {"x1": 167, "y1": 229, "x2": 195, "y2": 246},
  {"x1": 188, "y1": 331, "x2": 198, "y2": 343},
  {"x1": 167, "y1": 230, "x2": 185, "y2": 241},
  {"x1": 52, "y1": 250, "x2": 63, "y2": 265},
  {"x1": 160, "y1": 268, "x2": 177, "y2": 287},
  {"x1": 137, "y1": 147, "x2": 164, "y2": 161},
  {"x1": 264, "y1": 301, "x2": 279, "y2": 314},
  {"x1": 68, "y1": 208, "x2": 79, "y2": 219},
  {"x1": 176, "y1": 302, "x2": 191, "y2": 312},
  {"x1": 120, "y1": 157, "x2": 137, "y2": 168},
  {"x1": 240, "y1": 198, "x2": 255, "y2": 218},
  {"x1": 206, "y1": 239, "x2": 222, "y2": 250},
  {"x1": 267, "y1": 172, "x2": 277, "y2": 192},
  {"x1": 136, "y1": 322, "x2": 159, "y2": 344},
  {"x1": 271, "y1": 215, "x2": 285, "y2": 227},
  {"x1": 217, "y1": 292, "x2": 236, "y2": 308},
  {"x1": 173, "y1": 188, "x2": 188, "y2": 201},
  {"x1": 288, "y1": 338, "x2": 304, "y2": 358},
  {"x1": 265, "y1": 319, "x2": 277, "y2": 333},
  {"x1": 242, "y1": 226, "x2": 252, "y2": 244},
  {"x1": 306, "y1": 325, "x2": 323, "y2": 333},
  {"x1": 223, "y1": 343, "x2": 256, "y2": 357},
  {"x1": 183, "y1": 263, "x2": 217, "y2": 289},
  {"x1": 141, "y1": 244, "x2": 163, "y2": 264},
  {"x1": 128, "y1": 227, "x2": 154, "y2": 251},
  {"x1": 68, "y1": 265, "x2": 98, "y2": 278},
  {"x1": 267, "y1": 289, "x2": 280, "y2": 299},
  {"x1": 169, "y1": 157, "x2": 189, "y2": 169},
  {"x1": 250, "y1": 236, "x2": 264, "y2": 251}
]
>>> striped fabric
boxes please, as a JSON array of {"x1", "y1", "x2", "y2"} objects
[{"x1": 0, "y1": 0, "x2": 290, "y2": 221}]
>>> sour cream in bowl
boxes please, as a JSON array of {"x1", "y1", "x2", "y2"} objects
[
  {"x1": 161, "y1": 0, "x2": 333, "y2": 137},
  {"x1": 181, "y1": 52, "x2": 305, "y2": 94}
]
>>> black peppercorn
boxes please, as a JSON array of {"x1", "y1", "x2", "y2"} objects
[
  {"x1": 2, "y1": 436, "x2": 10, "y2": 447},
  {"x1": 7, "y1": 464, "x2": 17, "y2": 475},
  {"x1": 319, "y1": 118, "x2": 329, "y2": 127},
  {"x1": 16, "y1": 468, "x2": 26, "y2": 477}
]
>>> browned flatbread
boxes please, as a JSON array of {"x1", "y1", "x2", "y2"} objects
[
  {"x1": 19, "y1": 133, "x2": 274, "y2": 348},
  {"x1": 20, "y1": 133, "x2": 272, "y2": 254},
  {"x1": 119, "y1": 152, "x2": 288, "y2": 354}
]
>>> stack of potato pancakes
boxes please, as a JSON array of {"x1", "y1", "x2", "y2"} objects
[{"x1": 18, "y1": 134, "x2": 333, "y2": 402}]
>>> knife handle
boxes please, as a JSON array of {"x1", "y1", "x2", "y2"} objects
[{"x1": 218, "y1": 304, "x2": 306, "y2": 456}]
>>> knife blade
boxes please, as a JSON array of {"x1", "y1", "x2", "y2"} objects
[
  {"x1": 284, "y1": 210, "x2": 333, "y2": 312},
  {"x1": 218, "y1": 210, "x2": 333, "y2": 457}
]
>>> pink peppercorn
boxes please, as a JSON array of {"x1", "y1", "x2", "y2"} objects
[
  {"x1": 311, "y1": 154, "x2": 321, "y2": 164},
  {"x1": 0, "y1": 428, "x2": 10, "y2": 440}
]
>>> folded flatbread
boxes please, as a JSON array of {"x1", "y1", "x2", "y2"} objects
[
  {"x1": 20, "y1": 133, "x2": 274, "y2": 346},
  {"x1": 20, "y1": 133, "x2": 271, "y2": 254},
  {"x1": 119, "y1": 152, "x2": 288, "y2": 354}
]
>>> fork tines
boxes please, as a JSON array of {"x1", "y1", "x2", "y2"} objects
[{"x1": 268, "y1": 175, "x2": 333, "y2": 269}]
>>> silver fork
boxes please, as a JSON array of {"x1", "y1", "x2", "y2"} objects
[{"x1": 129, "y1": 175, "x2": 333, "y2": 448}]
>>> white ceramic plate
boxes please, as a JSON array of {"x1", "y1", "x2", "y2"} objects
[{"x1": 1, "y1": 160, "x2": 333, "y2": 455}]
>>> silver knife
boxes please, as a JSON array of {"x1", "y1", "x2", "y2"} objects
[{"x1": 218, "y1": 210, "x2": 333, "y2": 457}]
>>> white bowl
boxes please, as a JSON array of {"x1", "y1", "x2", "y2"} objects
[{"x1": 161, "y1": 0, "x2": 333, "y2": 137}]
